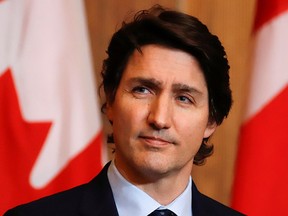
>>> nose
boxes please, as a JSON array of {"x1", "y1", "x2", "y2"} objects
[{"x1": 147, "y1": 95, "x2": 172, "y2": 130}]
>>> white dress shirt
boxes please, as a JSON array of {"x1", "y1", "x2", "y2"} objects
[{"x1": 107, "y1": 160, "x2": 193, "y2": 216}]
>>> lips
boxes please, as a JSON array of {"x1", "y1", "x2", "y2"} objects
[{"x1": 139, "y1": 135, "x2": 175, "y2": 147}]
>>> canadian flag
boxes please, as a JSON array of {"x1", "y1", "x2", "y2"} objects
[
  {"x1": 232, "y1": 0, "x2": 288, "y2": 215},
  {"x1": 0, "y1": 0, "x2": 103, "y2": 214}
]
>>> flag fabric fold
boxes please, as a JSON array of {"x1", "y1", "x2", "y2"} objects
[
  {"x1": 232, "y1": 0, "x2": 288, "y2": 215},
  {"x1": 0, "y1": 0, "x2": 103, "y2": 214}
]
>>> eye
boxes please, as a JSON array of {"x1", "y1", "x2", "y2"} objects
[
  {"x1": 130, "y1": 86, "x2": 154, "y2": 99},
  {"x1": 176, "y1": 95, "x2": 194, "y2": 104},
  {"x1": 132, "y1": 86, "x2": 151, "y2": 94}
]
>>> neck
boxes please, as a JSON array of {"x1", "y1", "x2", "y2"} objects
[{"x1": 114, "y1": 159, "x2": 192, "y2": 205}]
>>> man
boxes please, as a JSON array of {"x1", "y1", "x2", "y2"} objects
[{"x1": 5, "y1": 5, "x2": 244, "y2": 216}]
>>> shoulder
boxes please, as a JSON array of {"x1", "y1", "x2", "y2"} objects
[
  {"x1": 4, "y1": 163, "x2": 113, "y2": 216},
  {"x1": 192, "y1": 182, "x2": 245, "y2": 216},
  {"x1": 4, "y1": 183, "x2": 89, "y2": 216}
]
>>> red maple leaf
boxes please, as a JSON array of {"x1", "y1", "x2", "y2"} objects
[{"x1": 0, "y1": 68, "x2": 103, "y2": 214}]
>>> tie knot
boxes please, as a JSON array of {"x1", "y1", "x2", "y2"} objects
[{"x1": 148, "y1": 209, "x2": 176, "y2": 216}]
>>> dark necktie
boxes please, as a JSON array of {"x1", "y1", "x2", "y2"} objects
[{"x1": 148, "y1": 209, "x2": 177, "y2": 216}]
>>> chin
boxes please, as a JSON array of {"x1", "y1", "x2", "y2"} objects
[{"x1": 140, "y1": 158, "x2": 173, "y2": 175}]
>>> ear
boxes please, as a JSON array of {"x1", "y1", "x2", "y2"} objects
[
  {"x1": 203, "y1": 121, "x2": 217, "y2": 138},
  {"x1": 106, "y1": 103, "x2": 114, "y2": 123}
]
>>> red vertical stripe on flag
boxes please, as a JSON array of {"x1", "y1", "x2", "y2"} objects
[
  {"x1": 232, "y1": 0, "x2": 288, "y2": 214},
  {"x1": 232, "y1": 87, "x2": 288, "y2": 215}
]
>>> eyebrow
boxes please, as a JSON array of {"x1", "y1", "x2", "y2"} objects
[
  {"x1": 127, "y1": 77, "x2": 204, "y2": 95},
  {"x1": 127, "y1": 77, "x2": 162, "y2": 91},
  {"x1": 172, "y1": 83, "x2": 204, "y2": 96}
]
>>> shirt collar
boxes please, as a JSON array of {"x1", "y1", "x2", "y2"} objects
[{"x1": 107, "y1": 160, "x2": 192, "y2": 216}]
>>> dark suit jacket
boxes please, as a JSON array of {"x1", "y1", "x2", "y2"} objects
[{"x1": 4, "y1": 162, "x2": 244, "y2": 216}]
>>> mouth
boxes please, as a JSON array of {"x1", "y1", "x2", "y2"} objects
[{"x1": 139, "y1": 135, "x2": 175, "y2": 147}]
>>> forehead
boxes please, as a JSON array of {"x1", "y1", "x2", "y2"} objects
[{"x1": 121, "y1": 44, "x2": 207, "y2": 90}]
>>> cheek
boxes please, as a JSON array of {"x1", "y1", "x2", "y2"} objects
[
  {"x1": 112, "y1": 107, "x2": 130, "y2": 138},
  {"x1": 112, "y1": 102, "x2": 144, "y2": 141},
  {"x1": 177, "y1": 116, "x2": 209, "y2": 149}
]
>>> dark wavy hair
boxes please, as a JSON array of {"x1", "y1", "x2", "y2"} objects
[{"x1": 101, "y1": 5, "x2": 232, "y2": 165}]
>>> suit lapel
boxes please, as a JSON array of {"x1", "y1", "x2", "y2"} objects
[
  {"x1": 192, "y1": 181, "x2": 201, "y2": 216},
  {"x1": 80, "y1": 162, "x2": 119, "y2": 216}
]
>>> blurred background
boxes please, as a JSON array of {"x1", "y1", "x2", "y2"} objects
[
  {"x1": 3, "y1": 0, "x2": 287, "y2": 215},
  {"x1": 84, "y1": 0, "x2": 256, "y2": 206}
]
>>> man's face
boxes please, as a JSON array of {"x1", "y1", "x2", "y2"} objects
[{"x1": 107, "y1": 44, "x2": 216, "y2": 183}]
